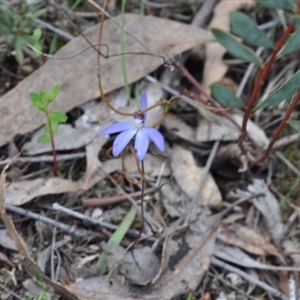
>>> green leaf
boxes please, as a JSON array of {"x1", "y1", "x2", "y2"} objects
[
  {"x1": 230, "y1": 11, "x2": 273, "y2": 48},
  {"x1": 96, "y1": 205, "x2": 137, "y2": 275},
  {"x1": 211, "y1": 28, "x2": 262, "y2": 65},
  {"x1": 256, "y1": 0, "x2": 296, "y2": 10},
  {"x1": 292, "y1": 15, "x2": 300, "y2": 27},
  {"x1": 210, "y1": 83, "x2": 245, "y2": 109},
  {"x1": 280, "y1": 28, "x2": 300, "y2": 56},
  {"x1": 32, "y1": 8, "x2": 47, "y2": 19},
  {"x1": 30, "y1": 92, "x2": 47, "y2": 112},
  {"x1": 14, "y1": 39, "x2": 24, "y2": 64},
  {"x1": 288, "y1": 120, "x2": 300, "y2": 132},
  {"x1": 32, "y1": 43, "x2": 42, "y2": 57},
  {"x1": 38, "y1": 134, "x2": 51, "y2": 143},
  {"x1": 45, "y1": 85, "x2": 59, "y2": 103},
  {"x1": 33, "y1": 27, "x2": 42, "y2": 40},
  {"x1": 21, "y1": 34, "x2": 39, "y2": 45},
  {"x1": 0, "y1": 23, "x2": 12, "y2": 34},
  {"x1": 255, "y1": 69, "x2": 300, "y2": 110},
  {"x1": 49, "y1": 111, "x2": 67, "y2": 123}
]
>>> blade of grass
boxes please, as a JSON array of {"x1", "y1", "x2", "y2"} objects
[
  {"x1": 120, "y1": 0, "x2": 131, "y2": 103},
  {"x1": 140, "y1": 0, "x2": 145, "y2": 15},
  {"x1": 96, "y1": 204, "x2": 137, "y2": 274},
  {"x1": 49, "y1": 0, "x2": 83, "y2": 55}
]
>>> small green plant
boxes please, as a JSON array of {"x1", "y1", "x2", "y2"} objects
[
  {"x1": 209, "y1": 0, "x2": 300, "y2": 164},
  {"x1": 30, "y1": 86, "x2": 67, "y2": 176},
  {"x1": 0, "y1": 1, "x2": 45, "y2": 64}
]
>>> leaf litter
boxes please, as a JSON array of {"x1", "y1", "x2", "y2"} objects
[{"x1": 0, "y1": 1, "x2": 300, "y2": 299}]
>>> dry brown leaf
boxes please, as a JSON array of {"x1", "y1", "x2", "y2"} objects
[
  {"x1": 214, "y1": 243, "x2": 300, "y2": 271},
  {"x1": 4, "y1": 159, "x2": 120, "y2": 206},
  {"x1": 196, "y1": 113, "x2": 269, "y2": 147},
  {"x1": 196, "y1": 119, "x2": 240, "y2": 142},
  {"x1": 0, "y1": 14, "x2": 213, "y2": 147},
  {"x1": 67, "y1": 215, "x2": 217, "y2": 299},
  {"x1": 23, "y1": 124, "x2": 97, "y2": 155},
  {"x1": 0, "y1": 229, "x2": 16, "y2": 250},
  {"x1": 161, "y1": 181, "x2": 187, "y2": 218},
  {"x1": 227, "y1": 181, "x2": 286, "y2": 258},
  {"x1": 171, "y1": 145, "x2": 222, "y2": 208},
  {"x1": 203, "y1": 0, "x2": 255, "y2": 88},
  {"x1": 217, "y1": 223, "x2": 280, "y2": 256},
  {"x1": 23, "y1": 279, "x2": 53, "y2": 299},
  {"x1": 248, "y1": 179, "x2": 284, "y2": 241},
  {"x1": 125, "y1": 154, "x2": 170, "y2": 178},
  {"x1": 163, "y1": 113, "x2": 199, "y2": 144},
  {"x1": 104, "y1": 243, "x2": 160, "y2": 286}
]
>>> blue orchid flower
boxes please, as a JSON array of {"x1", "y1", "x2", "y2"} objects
[{"x1": 101, "y1": 92, "x2": 165, "y2": 162}]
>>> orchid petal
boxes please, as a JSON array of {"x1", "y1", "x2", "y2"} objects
[
  {"x1": 112, "y1": 129, "x2": 137, "y2": 157},
  {"x1": 139, "y1": 92, "x2": 147, "y2": 110},
  {"x1": 144, "y1": 128, "x2": 165, "y2": 151},
  {"x1": 101, "y1": 122, "x2": 136, "y2": 136},
  {"x1": 134, "y1": 129, "x2": 149, "y2": 162}
]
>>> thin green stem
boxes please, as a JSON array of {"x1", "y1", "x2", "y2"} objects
[
  {"x1": 140, "y1": 0, "x2": 145, "y2": 15},
  {"x1": 45, "y1": 109, "x2": 58, "y2": 176},
  {"x1": 120, "y1": 0, "x2": 131, "y2": 102}
]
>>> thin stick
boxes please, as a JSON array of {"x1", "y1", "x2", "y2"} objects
[
  {"x1": 0, "y1": 153, "x2": 85, "y2": 166},
  {"x1": 5, "y1": 204, "x2": 100, "y2": 238},
  {"x1": 211, "y1": 257, "x2": 288, "y2": 300},
  {"x1": 51, "y1": 202, "x2": 150, "y2": 239},
  {"x1": 82, "y1": 187, "x2": 157, "y2": 207}
]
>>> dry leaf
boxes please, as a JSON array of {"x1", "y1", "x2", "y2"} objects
[
  {"x1": 67, "y1": 215, "x2": 217, "y2": 299},
  {"x1": 217, "y1": 223, "x2": 280, "y2": 256},
  {"x1": 4, "y1": 159, "x2": 120, "y2": 206},
  {"x1": 0, "y1": 14, "x2": 213, "y2": 147},
  {"x1": 124, "y1": 154, "x2": 170, "y2": 178},
  {"x1": 171, "y1": 145, "x2": 222, "y2": 208},
  {"x1": 214, "y1": 243, "x2": 300, "y2": 271},
  {"x1": 23, "y1": 279, "x2": 53, "y2": 299},
  {"x1": 161, "y1": 181, "x2": 187, "y2": 218},
  {"x1": 203, "y1": 0, "x2": 255, "y2": 88},
  {"x1": 163, "y1": 113, "x2": 199, "y2": 144},
  {"x1": 231, "y1": 114, "x2": 269, "y2": 147},
  {"x1": 196, "y1": 113, "x2": 269, "y2": 147},
  {"x1": 0, "y1": 229, "x2": 16, "y2": 250},
  {"x1": 105, "y1": 243, "x2": 160, "y2": 286},
  {"x1": 248, "y1": 179, "x2": 284, "y2": 241},
  {"x1": 23, "y1": 124, "x2": 97, "y2": 155},
  {"x1": 196, "y1": 119, "x2": 240, "y2": 142}
]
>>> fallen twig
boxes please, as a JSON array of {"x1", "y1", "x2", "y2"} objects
[
  {"x1": 211, "y1": 257, "x2": 288, "y2": 300},
  {"x1": 5, "y1": 203, "x2": 100, "y2": 238},
  {"x1": 82, "y1": 187, "x2": 157, "y2": 207}
]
